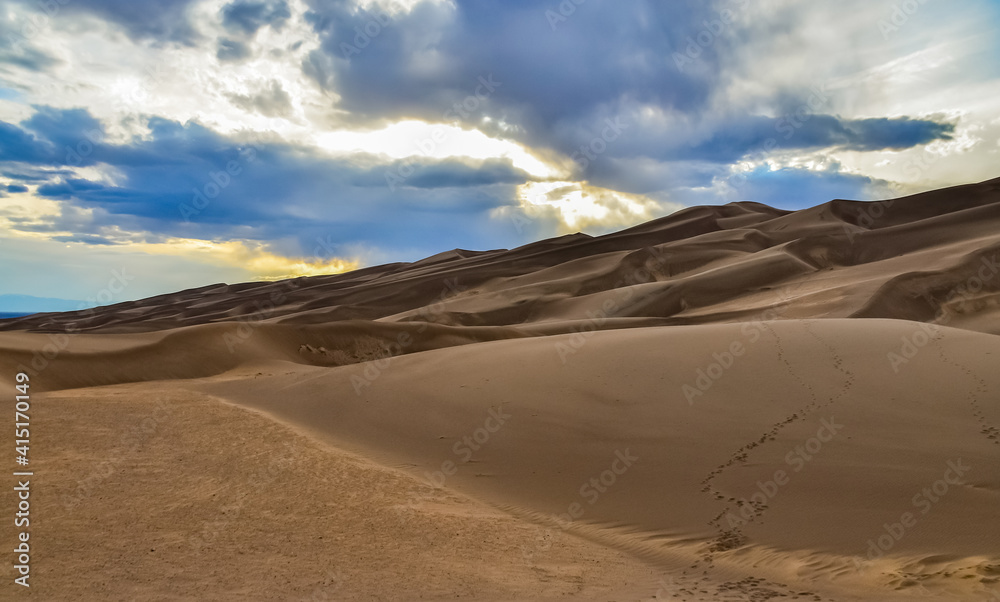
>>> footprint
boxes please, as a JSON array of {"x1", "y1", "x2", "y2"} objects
[
  {"x1": 700, "y1": 320, "x2": 856, "y2": 562},
  {"x1": 933, "y1": 340, "x2": 998, "y2": 446}
]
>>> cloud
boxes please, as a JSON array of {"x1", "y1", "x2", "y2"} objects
[
  {"x1": 20, "y1": 106, "x2": 105, "y2": 157},
  {"x1": 39, "y1": 0, "x2": 201, "y2": 44},
  {"x1": 674, "y1": 115, "x2": 955, "y2": 164},
  {"x1": 168, "y1": 238, "x2": 360, "y2": 279},
  {"x1": 492, "y1": 180, "x2": 679, "y2": 236},
  {"x1": 2, "y1": 167, "x2": 74, "y2": 182},
  {"x1": 0, "y1": 107, "x2": 540, "y2": 261},
  {"x1": 382, "y1": 157, "x2": 530, "y2": 189},
  {"x1": 0, "y1": 13, "x2": 60, "y2": 71},
  {"x1": 1, "y1": 0, "x2": 997, "y2": 304},
  {"x1": 217, "y1": 38, "x2": 253, "y2": 61},
  {"x1": 298, "y1": 0, "x2": 958, "y2": 197},
  {"x1": 37, "y1": 178, "x2": 109, "y2": 199},
  {"x1": 215, "y1": 0, "x2": 293, "y2": 63},
  {"x1": 0, "y1": 231, "x2": 348, "y2": 302},
  {"x1": 302, "y1": 0, "x2": 721, "y2": 132},
  {"x1": 221, "y1": 0, "x2": 292, "y2": 35},
  {"x1": 342, "y1": 154, "x2": 533, "y2": 190},
  {"x1": 0, "y1": 120, "x2": 53, "y2": 163},
  {"x1": 836, "y1": 117, "x2": 955, "y2": 151},
  {"x1": 51, "y1": 233, "x2": 122, "y2": 245},
  {"x1": 225, "y1": 80, "x2": 294, "y2": 117}
]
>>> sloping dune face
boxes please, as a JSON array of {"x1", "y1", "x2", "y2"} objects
[
  {"x1": 195, "y1": 320, "x2": 1000, "y2": 599},
  {"x1": 2, "y1": 179, "x2": 1000, "y2": 601}
]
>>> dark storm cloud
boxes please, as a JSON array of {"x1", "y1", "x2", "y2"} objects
[
  {"x1": 655, "y1": 115, "x2": 955, "y2": 164},
  {"x1": 0, "y1": 120, "x2": 53, "y2": 163},
  {"x1": 300, "y1": 0, "x2": 956, "y2": 188},
  {"x1": 836, "y1": 117, "x2": 955, "y2": 151},
  {"x1": 21, "y1": 106, "x2": 105, "y2": 151},
  {"x1": 302, "y1": 0, "x2": 721, "y2": 132}
]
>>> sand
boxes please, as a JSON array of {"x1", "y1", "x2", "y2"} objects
[
  {"x1": 2, "y1": 177, "x2": 999, "y2": 600},
  {"x1": 2, "y1": 384, "x2": 663, "y2": 600}
]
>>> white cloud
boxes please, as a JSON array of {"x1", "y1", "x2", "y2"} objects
[{"x1": 316, "y1": 120, "x2": 562, "y2": 179}]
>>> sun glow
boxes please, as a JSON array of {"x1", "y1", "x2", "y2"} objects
[
  {"x1": 137, "y1": 239, "x2": 361, "y2": 280},
  {"x1": 507, "y1": 181, "x2": 668, "y2": 233},
  {"x1": 316, "y1": 120, "x2": 564, "y2": 179}
]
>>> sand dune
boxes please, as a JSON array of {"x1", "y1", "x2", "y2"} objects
[
  {"x1": 3, "y1": 177, "x2": 999, "y2": 336},
  {"x1": 2, "y1": 179, "x2": 1000, "y2": 600}
]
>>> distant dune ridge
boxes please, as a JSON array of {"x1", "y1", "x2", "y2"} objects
[
  {"x1": 2, "y1": 178, "x2": 999, "y2": 601},
  {"x1": 4, "y1": 177, "x2": 1000, "y2": 338}
]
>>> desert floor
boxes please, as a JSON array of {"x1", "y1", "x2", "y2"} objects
[{"x1": 2, "y1": 319, "x2": 999, "y2": 600}]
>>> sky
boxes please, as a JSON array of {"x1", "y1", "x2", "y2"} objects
[{"x1": 0, "y1": 0, "x2": 998, "y2": 304}]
